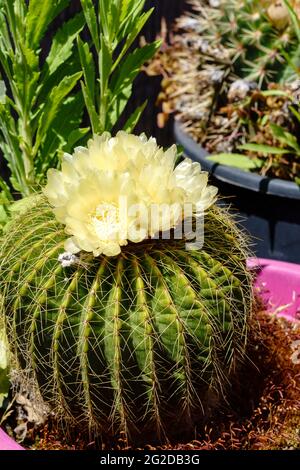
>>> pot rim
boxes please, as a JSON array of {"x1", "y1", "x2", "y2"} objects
[{"x1": 174, "y1": 121, "x2": 300, "y2": 200}]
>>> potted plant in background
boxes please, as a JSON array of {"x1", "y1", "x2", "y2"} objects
[
  {"x1": 0, "y1": 0, "x2": 299, "y2": 453},
  {"x1": 149, "y1": 0, "x2": 300, "y2": 262}
]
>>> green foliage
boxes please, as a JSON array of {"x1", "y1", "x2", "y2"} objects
[
  {"x1": 0, "y1": 0, "x2": 86, "y2": 205},
  {"x1": 208, "y1": 153, "x2": 264, "y2": 170},
  {"x1": 0, "y1": 197, "x2": 252, "y2": 440},
  {"x1": 231, "y1": 103, "x2": 300, "y2": 184},
  {"x1": 0, "y1": 0, "x2": 161, "y2": 228},
  {"x1": 206, "y1": 85, "x2": 300, "y2": 182},
  {"x1": 78, "y1": 0, "x2": 161, "y2": 134}
]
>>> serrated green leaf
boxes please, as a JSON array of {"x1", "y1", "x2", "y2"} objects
[
  {"x1": 65, "y1": 127, "x2": 90, "y2": 153},
  {"x1": 0, "y1": 6, "x2": 13, "y2": 52},
  {"x1": 119, "y1": 0, "x2": 145, "y2": 38},
  {"x1": 12, "y1": 43, "x2": 40, "y2": 112},
  {"x1": 261, "y1": 114, "x2": 269, "y2": 127},
  {"x1": 176, "y1": 145, "x2": 184, "y2": 164},
  {"x1": 0, "y1": 178, "x2": 13, "y2": 202},
  {"x1": 269, "y1": 123, "x2": 289, "y2": 141},
  {"x1": 289, "y1": 105, "x2": 300, "y2": 124},
  {"x1": 9, "y1": 177, "x2": 22, "y2": 192},
  {"x1": 26, "y1": 0, "x2": 69, "y2": 49},
  {"x1": 3, "y1": 0, "x2": 18, "y2": 44},
  {"x1": 45, "y1": 13, "x2": 85, "y2": 77},
  {"x1": 36, "y1": 93, "x2": 86, "y2": 175},
  {"x1": 112, "y1": 8, "x2": 154, "y2": 72},
  {"x1": 99, "y1": 0, "x2": 111, "y2": 38},
  {"x1": 109, "y1": 1, "x2": 122, "y2": 38},
  {"x1": 77, "y1": 36, "x2": 97, "y2": 132},
  {"x1": 123, "y1": 100, "x2": 147, "y2": 132},
  {"x1": 208, "y1": 153, "x2": 263, "y2": 170},
  {"x1": 111, "y1": 40, "x2": 161, "y2": 95},
  {"x1": 11, "y1": 0, "x2": 26, "y2": 39},
  {"x1": 120, "y1": 0, "x2": 139, "y2": 22},
  {"x1": 33, "y1": 71, "x2": 82, "y2": 155},
  {"x1": 80, "y1": 82, "x2": 100, "y2": 134},
  {"x1": 99, "y1": 34, "x2": 112, "y2": 96},
  {"x1": 0, "y1": 80, "x2": 6, "y2": 104},
  {"x1": 99, "y1": 33, "x2": 113, "y2": 131},
  {"x1": 77, "y1": 37, "x2": 95, "y2": 103},
  {"x1": 37, "y1": 54, "x2": 81, "y2": 112},
  {"x1": 80, "y1": 0, "x2": 100, "y2": 51},
  {"x1": 107, "y1": 40, "x2": 160, "y2": 129},
  {"x1": 238, "y1": 143, "x2": 291, "y2": 155},
  {"x1": 294, "y1": 176, "x2": 300, "y2": 186},
  {"x1": 107, "y1": 82, "x2": 132, "y2": 129},
  {"x1": 20, "y1": 42, "x2": 39, "y2": 70},
  {"x1": 261, "y1": 90, "x2": 290, "y2": 98},
  {"x1": 269, "y1": 123, "x2": 300, "y2": 153},
  {"x1": 77, "y1": 0, "x2": 155, "y2": 136},
  {"x1": 0, "y1": 107, "x2": 25, "y2": 184},
  {"x1": 0, "y1": 44, "x2": 12, "y2": 83}
]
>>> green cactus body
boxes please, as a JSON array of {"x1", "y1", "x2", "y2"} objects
[
  {"x1": 0, "y1": 197, "x2": 252, "y2": 440},
  {"x1": 194, "y1": 0, "x2": 299, "y2": 85}
]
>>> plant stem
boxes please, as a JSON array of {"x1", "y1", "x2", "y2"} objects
[{"x1": 19, "y1": 109, "x2": 34, "y2": 192}]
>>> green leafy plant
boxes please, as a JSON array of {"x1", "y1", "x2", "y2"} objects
[
  {"x1": 0, "y1": 0, "x2": 86, "y2": 208},
  {"x1": 207, "y1": 89, "x2": 300, "y2": 183},
  {"x1": 0, "y1": 0, "x2": 160, "y2": 229},
  {"x1": 0, "y1": 195, "x2": 252, "y2": 441},
  {"x1": 78, "y1": 0, "x2": 161, "y2": 134}
]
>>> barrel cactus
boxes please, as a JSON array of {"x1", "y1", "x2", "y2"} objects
[{"x1": 0, "y1": 132, "x2": 253, "y2": 442}]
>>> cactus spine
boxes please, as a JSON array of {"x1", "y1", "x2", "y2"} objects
[
  {"x1": 0, "y1": 197, "x2": 252, "y2": 441},
  {"x1": 156, "y1": 0, "x2": 300, "y2": 134},
  {"x1": 190, "y1": 0, "x2": 299, "y2": 85}
]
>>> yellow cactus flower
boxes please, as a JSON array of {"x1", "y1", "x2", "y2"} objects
[{"x1": 44, "y1": 132, "x2": 218, "y2": 257}]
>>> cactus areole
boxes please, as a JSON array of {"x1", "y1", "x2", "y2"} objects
[{"x1": 0, "y1": 133, "x2": 252, "y2": 442}]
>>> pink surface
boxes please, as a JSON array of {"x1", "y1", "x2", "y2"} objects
[
  {"x1": 248, "y1": 258, "x2": 300, "y2": 321},
  {"x1": 0, "y1": 429, "x2": 23, "y2": 451},
  {"x1": 1, "y1": 257, "x2": 299, "y2": 450}
]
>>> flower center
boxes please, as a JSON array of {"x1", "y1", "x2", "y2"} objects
[{"x1": 91, "y1": 202, "x2": 121, "y2": 241}]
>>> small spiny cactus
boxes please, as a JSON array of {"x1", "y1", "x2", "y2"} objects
[
  {"x1": 0, "y1": 196, "x2": 252, "y2": 442},
  {"x1": 153, "y1": 0, "x2": 300, "y2": 132},
  {"x1": 190, "y1": 0, "x2": 300, "y2": 85}
]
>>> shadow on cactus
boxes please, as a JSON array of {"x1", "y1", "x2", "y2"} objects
[{"x1": 0, "y1": 133, "x2": 253, "y2": 443}]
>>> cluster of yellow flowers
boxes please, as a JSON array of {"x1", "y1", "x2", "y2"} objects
[{"x1": 44, "y1": 132, "x2": 217, "y2": 257}]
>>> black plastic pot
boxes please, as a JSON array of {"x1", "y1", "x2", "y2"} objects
[{"x1": 174, "y1": 122, "x2": 300, "y2": 263}]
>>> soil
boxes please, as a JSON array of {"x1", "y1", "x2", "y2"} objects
[{"x1": 1, "y1": 311, "x2": 300, "y2": 450}]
